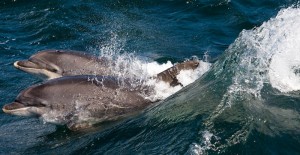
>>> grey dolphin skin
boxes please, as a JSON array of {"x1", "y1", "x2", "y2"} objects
[
  {"x1": 14, "y1": 50, "x2": 111, "y2": 80},
  {"x1": 14, "y1": 49, "x2": 200, "y2": 86},
  {"x1": 2, "y1": 75, "x2": 154, "y2": 130}
]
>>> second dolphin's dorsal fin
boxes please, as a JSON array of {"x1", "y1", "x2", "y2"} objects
[{"x1": 156, "y1": 60, "x2": 199, "y2": 87}]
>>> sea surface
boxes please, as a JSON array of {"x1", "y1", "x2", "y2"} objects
[{"x1": 1, "y1": 0, "x2": 300, "y2": 154}]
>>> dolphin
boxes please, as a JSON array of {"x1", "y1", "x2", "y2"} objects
[
  {"x1": 14, "y1": 49, "x2": 200, "y2": 86},
  {"x1": 2, "y1": 75, "x2": 154, "y2": 130},
  {"x1": 14, "y1": 50, "x2": 111, "y2": 80}
]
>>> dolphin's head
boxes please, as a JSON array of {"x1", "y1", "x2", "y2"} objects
[
  {"x1": 2, "y1": 86, "x2": 48, "y2": 117},
  {"x1": 14, "y1": 50, "x2": 98, "y2": 80},
  {"x1": 14, "y1": 50, "x2": 66, "y2": 80},
  {"x1": 2, "y1": 77, "x2": 87, "y2": 126}
]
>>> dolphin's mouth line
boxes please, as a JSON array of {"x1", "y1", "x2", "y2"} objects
[
  {"x1": 2, "y1": 101, "x2": 26, "y2": 112},
  {"x1": 14, "y1": 60, "x2": 45, "y2": 70},
  {"x1": 2, "y1": 100, "x2": 46, "y2": 116},
  {"x1": 2, "y1": 102, "x2": 33, "y2": 117},
  {"x1": 14, "y1": 59, "x2": 59, "y2": 73},
  {"x1": 2, "y1": 106, "x2": 27, "y2": 111},
  {"x1": 14, "y1": 60, "x2": 62, "y2": 79},
  {"x1": 2, "y1": 107, "x2": 30, "y2": 114}
]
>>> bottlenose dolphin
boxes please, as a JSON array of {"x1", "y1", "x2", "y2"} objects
[
  {"x1": 14, "y1": 50, "x2": 111, "y2": 80},
  {"x1": 14, "y1": 50, "x2": 199, "y2": 86},
  {"x1": 2, "y1": 75, "x2": 153, "y2": 130},
  {"x1": 14, "y1": 49, "x2": 200, "y2": 86}
]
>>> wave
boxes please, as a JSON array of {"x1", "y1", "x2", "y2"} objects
[
  {"x1": 133, "y1": 6, "x2": 300, "y2": 154},
  {"x1": 222, "y1": 6, "x2": 300, "y2": 94},
  {"x1": 188, "y1": 6, "x2": 300, "y2": 154}
]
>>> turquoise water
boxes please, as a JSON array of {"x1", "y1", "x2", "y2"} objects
[{"x1": 1, "y1": 0, "x2": 300, "y2": 154}]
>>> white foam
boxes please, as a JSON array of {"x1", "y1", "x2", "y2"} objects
[
  {"x1": 142, "y1": 61, "x2": 173, "y2": 76},
  {"x1": 187, "y1": 131, "x2": 216, "y2": 155},
  {"x1": 127, "y1": 58, "x2": 211, "y2": 101},
  {"x1": 97, "y1": 32, "x2": 212, "y2": 100},
  {"x1": 145, "y1": 60, "x2": 211, "y2": 101},
  {"x1": 269, "y1": 52, "x2": 300, "y2": 92},
  {"x1": 265, "y1": 8, "x2": 300, "y2": 92},
  {"x1": 223, "y1": 7, "x2": 300, "y2": 96},
  {"x1": 249, "y1": 7, "x2": 300, "y2": 93},
  {"x1": 177, "y1": 61, "x2": 211, "y2": 87}
]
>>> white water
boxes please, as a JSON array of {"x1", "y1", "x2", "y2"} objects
[
  {"x1": 188, "y1": 6, "x2": 300, "y2": 155},
  {"x1": 98, "y1": 32, "x2": 212, "y2": 101},
  {"x1": 145, "y1": 60, "x2": 211, "y2": 101},
  {"x1": 215, "y1": 6, "x2": 300, "y2": 106},
  {"x1": 266, "y1": 8, "x2": 300, "y2": 92},
  {"x1": 238, "y1": 7, "x2": 300, "y2": 93},
  {"x1": 102, "y1": 55, "x2": 211, "y2": 101}
]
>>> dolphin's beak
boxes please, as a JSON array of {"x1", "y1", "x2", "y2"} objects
[
  {"x1": 14, "y1": 60, "x2": 41, "y2": 69},
  {"x1": 3, "y1": 102, "x2": 25, "y2": 111},
  {"x1": 3, "y1": 102, "x2": 27, "y2": 114},
  {"x1": 2, "y1": 102, "x2": 36, "y2": 116},
  {"x1": 13, "y1": 60, "x2": 61, "y2": 80}
]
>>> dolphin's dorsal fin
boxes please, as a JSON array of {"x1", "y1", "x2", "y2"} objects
[{"x1": 156, "y1": 60, "x2": 199, "y2": 87}]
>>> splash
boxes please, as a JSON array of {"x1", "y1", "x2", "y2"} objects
[
  {"x1": 246, "y1": 7, "x2": 300, "y2": 93},
  {"x1": 216, "y1": 6, "x2": 300, "y2": 102},
  {"x1": 187, "y1": 6, "x2": 300, "y2": 154},
  {"x1": 97, "y1": 32, "x2": 212, "y2": 101},
  {"x1": 266, "y1": 8, "x2": 300, "y2": 92},
  {"x1": 214, "y1": 5, "x2": 300, "y2": 131}
]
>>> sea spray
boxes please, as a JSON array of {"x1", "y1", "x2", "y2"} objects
[
  {"x1": 96, "y1": 33, "x2": 212, "y2": 101},
  {"x1": 187, "y1": 6, "x2": 300, "y2": 154}
]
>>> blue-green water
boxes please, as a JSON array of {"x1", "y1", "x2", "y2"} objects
[{"x1": 1, "y1": 0, "x2": 300, "y2": 154}]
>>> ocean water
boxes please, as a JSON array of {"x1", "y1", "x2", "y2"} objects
[{"x1": 1, "y1": 0, "x2": 300, "y2": 154}]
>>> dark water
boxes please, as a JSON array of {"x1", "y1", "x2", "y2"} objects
[{"x1": 1, "y1": 0, "x2": 300, "y2": 154}]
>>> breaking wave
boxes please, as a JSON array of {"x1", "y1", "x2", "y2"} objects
[{"x1": 183, "y1": 6, "x2": 300, "y2": 154}]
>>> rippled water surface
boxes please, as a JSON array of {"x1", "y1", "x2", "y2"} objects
[{"x1": 1, "y1": 0, "x2": 300, "y2": 154}]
